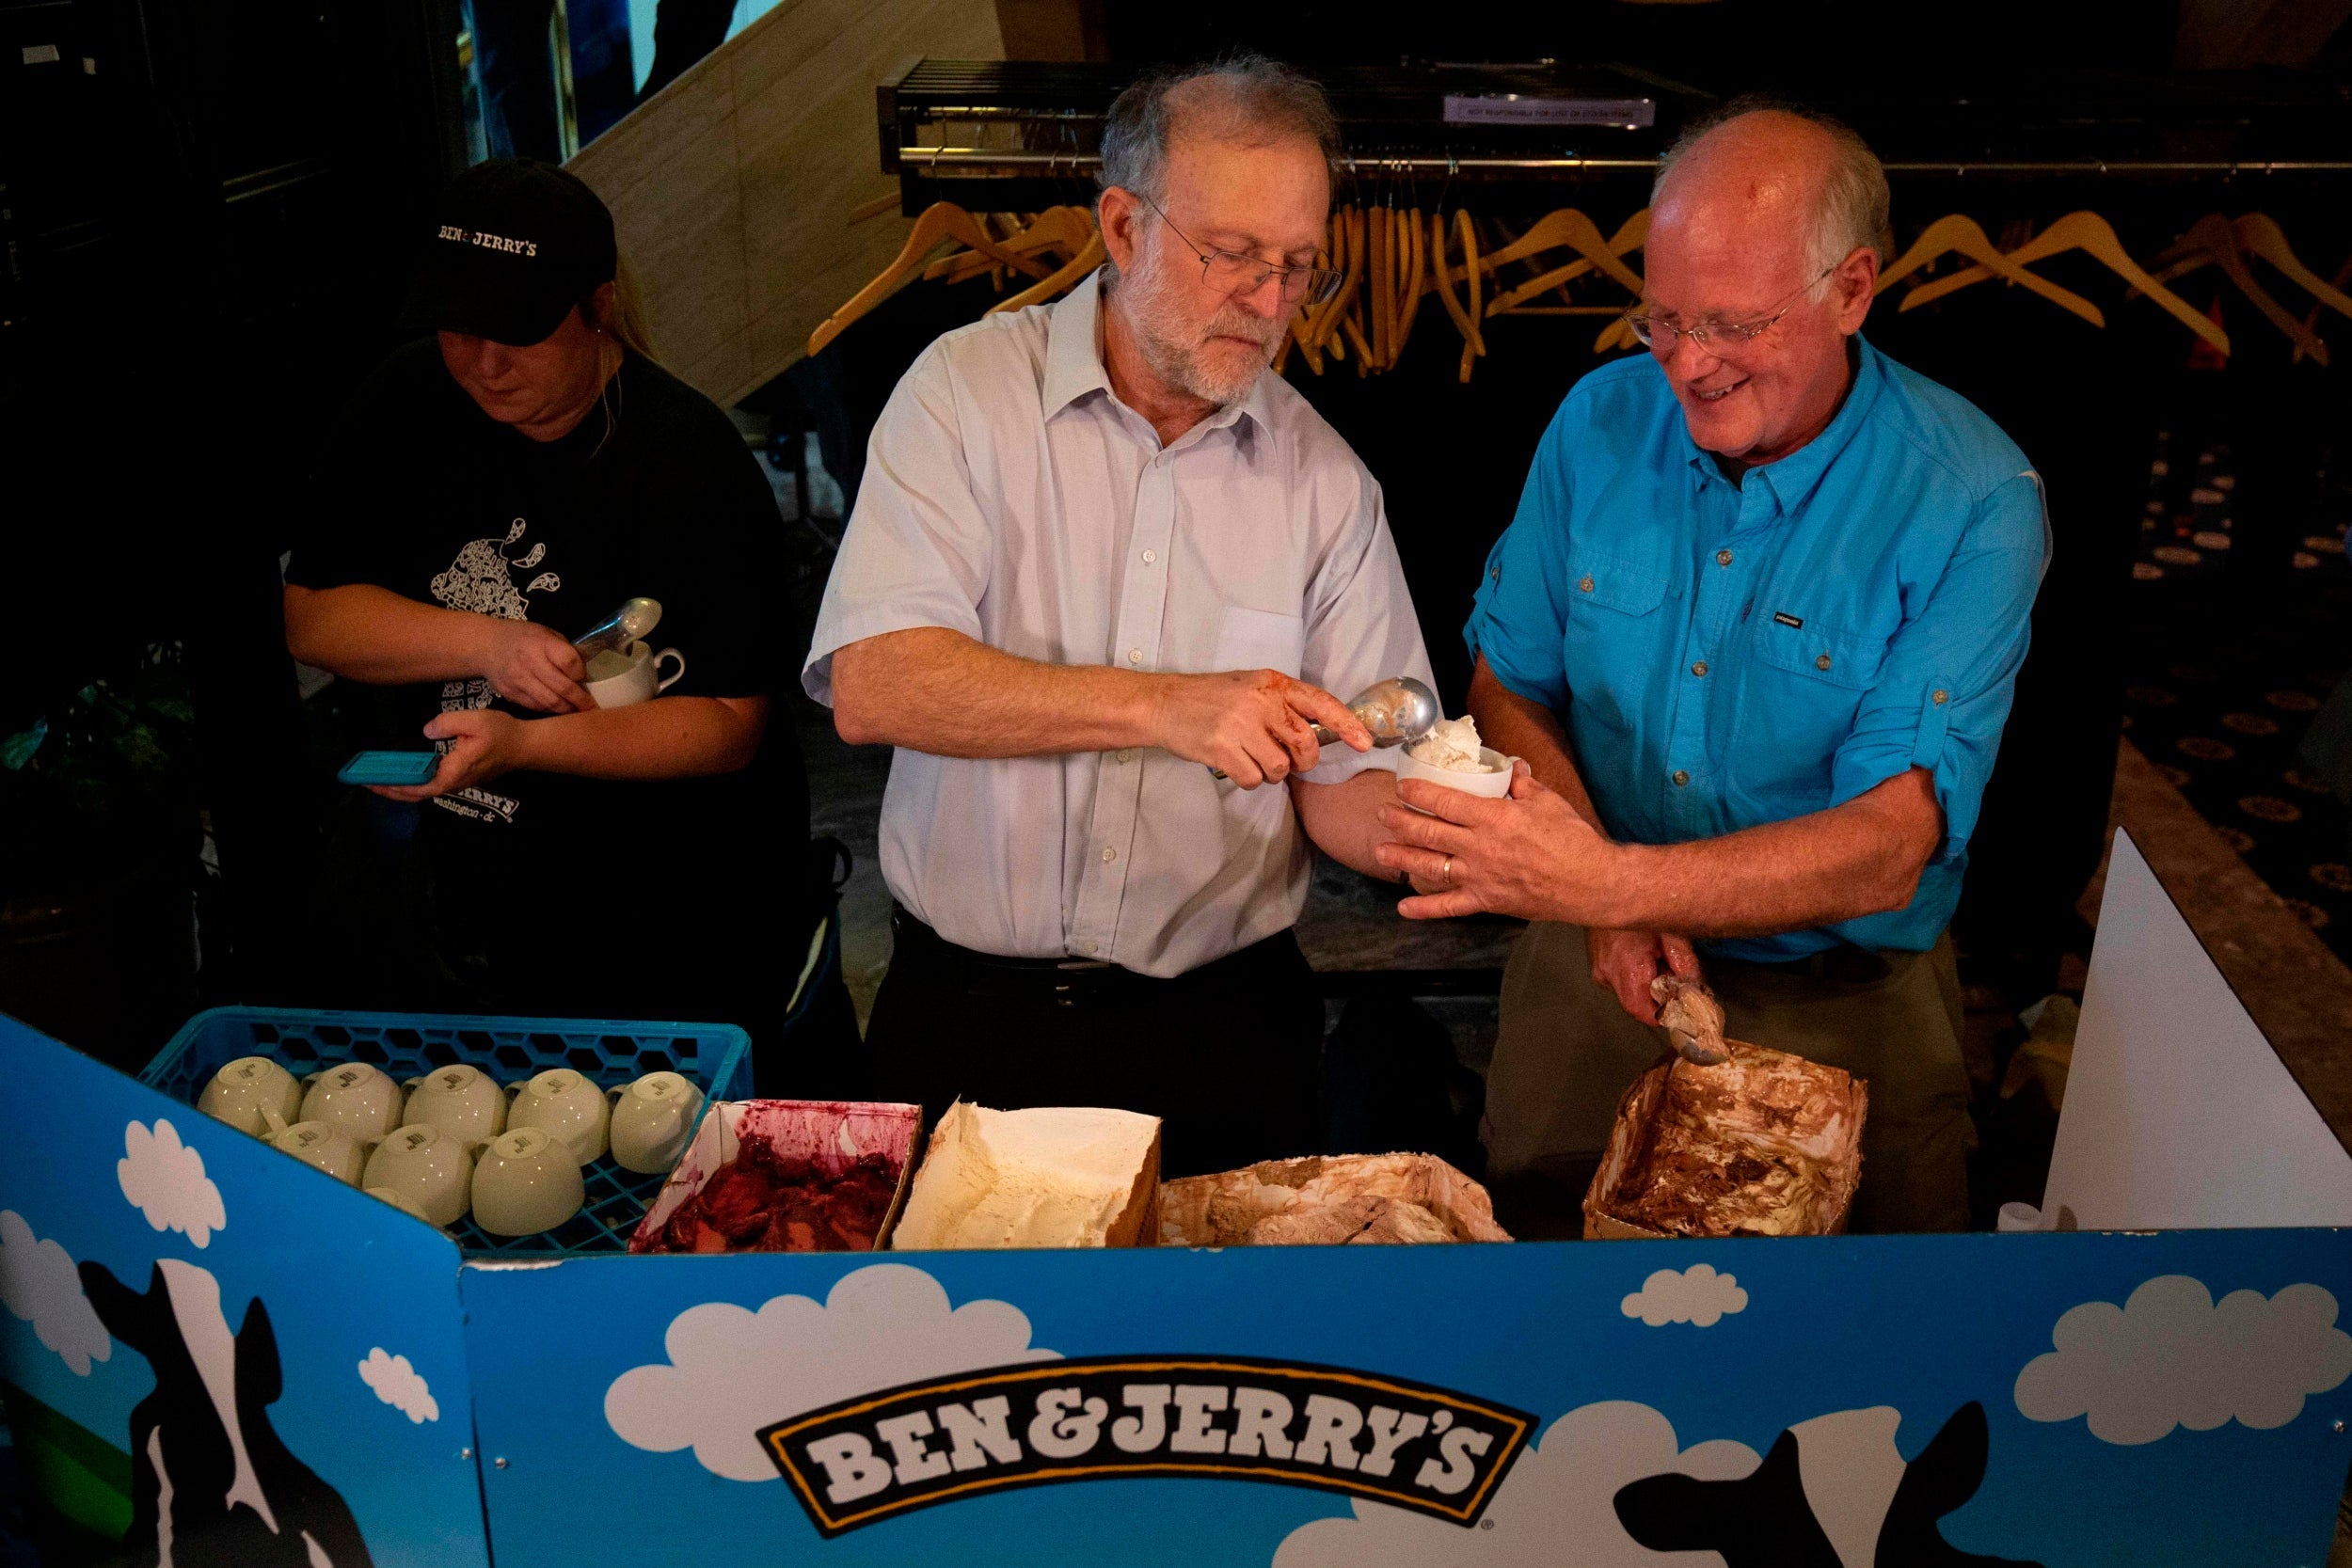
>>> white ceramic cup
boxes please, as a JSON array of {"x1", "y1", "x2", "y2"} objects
[
  {"x1": 263, "y1": 1117, "x2": 368, "y2": 1186},
  {"x1": 607, "y1": 1071, "x2": 706, "y2": 1174},
  {"x1": 362, "y1": 1124, "x2": 473, "y2": 1227},
  {"x1": 198, "y1": 1056, "x2": 306, "y2": 1137},
  {"x1": 506, "y1": 1069, "x2": 611, "y2": 1164},
  {"x1": 401, "y1": 1064, "x2": 508, "y2": 1150},
  {"x1": 1396, "y1": 746, "x2": 1516, "y2": 812},
  {"x1": 583, "y1": 640, "x2": 685, "y2": 710},
  {"x1": 365, "y1": 1185, "x2": 435, "y2": 1225},
  {"x1": 472, "y1": 1128, "x2": 585, "y2": 1237},
  {"x1": 300, "y1": 1062, "x2": 405, "y2": 1144}
]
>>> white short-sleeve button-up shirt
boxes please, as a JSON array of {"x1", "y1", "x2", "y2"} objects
[{"x1": 805, "y1": 271, "x2": 1432, "y2": 977}]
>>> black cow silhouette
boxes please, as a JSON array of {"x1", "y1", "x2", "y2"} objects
[
  {"x1": 1613, "y1": 1402, "x2": 2042, "y2": 1568},
  {"x1": 80, "y1": 1258, "x2": 373, "y2": 1568}
]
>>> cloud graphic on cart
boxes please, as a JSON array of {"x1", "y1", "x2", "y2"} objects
[
  {"x1": 1274, "y1": 1400, "x2": 1759, "y2": 1567},
  {"x1": 119, "y1": 1117, "x2": 227, "y2": 1249},
  {"x1": 358, "y1": 1348, "x2": 439, "y2": 1423},
  {"x1": 1622, "y1": 1263, "x2": 1749, "y2": 1327},
  {"x1": 606, "y1": 1263, "x2": 1059, "y2": 1481},
  {"x1": 0, "y1": 1210, "x2": 111, "y2": 1375},
  {"x1": 2015, "y1": 1275, "x2": 2352, "y2": 1445}
]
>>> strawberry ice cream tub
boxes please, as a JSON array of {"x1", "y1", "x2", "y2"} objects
[{"x1": 628, "y1": 1100, "x2": 921, "y2": 1255}]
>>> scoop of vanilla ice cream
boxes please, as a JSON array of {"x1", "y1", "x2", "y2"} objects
[{"x1": 1407, "y1": 715, "x2": 1489, "y2": 772}]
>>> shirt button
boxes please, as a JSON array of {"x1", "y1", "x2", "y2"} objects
[
  {"x1": 1142, "y1": 549, "x2": 1157, "y2": 564},
  {"x1": 1816, "y1": 653, "x2": 1833, "y2": 672},
  {"x1": 1716, "y1": 549, "x2": 1733, "y2": 567},
  {"x1": 1101, "y1": 846, "x2": 1117, "y2": 863},
  {"x1": 1578, "y1": 575, "x2": 1595, "y2": 594},
  {"x1": 1672, "y1": 769, "x2": 1691, "y2": 787},
  {"x1": 1932, "y1": 689, "x2": 1948, "y2": 705},
  {"x1": 1128, "y1": 648, "x2": 1143, "y2": 664},
  {"x1": 1116, "y1": 749, "x2": 1135, "y2": 763},
  {"x1": 1691, "y1": 661, "x2": 1708, "y2": 677}
]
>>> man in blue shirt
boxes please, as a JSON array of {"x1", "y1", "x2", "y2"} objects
[{"x1": 1374, "y1": 103, "x2": 2048, "y2": 1232}]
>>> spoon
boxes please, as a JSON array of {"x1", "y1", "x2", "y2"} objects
[
  {"x1": 1210, "y1": 675, "x2": 1440, "y2": 779},
  {"x1": 573, "y1": 597, "x2": 663, "y2": 660}
]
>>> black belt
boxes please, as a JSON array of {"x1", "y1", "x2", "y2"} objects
[
  {"x1": 1739, "y1": 944, "x2": 1897, "y2": 985},
  {"x1": 888, "y1": 906, "x2": 1298, "y2": 990}
]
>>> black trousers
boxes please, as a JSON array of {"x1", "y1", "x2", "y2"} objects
[{"x1": 862, "y1": 911, "x2": 1324, "y2": 1180}]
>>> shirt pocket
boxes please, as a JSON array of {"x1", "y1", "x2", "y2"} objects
[
  {"x1": 1561, "y1": 554, "x2": 1672, "y2": 733},
  {"x1": 1732, "y1": 614, "x2": 1890, "y2": 804},
  {"x1": 1213, "y1": 606, "x2": 1306, "y2": 679}
]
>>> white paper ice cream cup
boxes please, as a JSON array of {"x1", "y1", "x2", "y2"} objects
[{"x1": 1396, "y1": 747, "x2": 1516, "y2": 812}]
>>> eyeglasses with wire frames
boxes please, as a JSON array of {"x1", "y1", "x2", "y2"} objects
[
  {"x1": 1140, "y1": 197, "x2": 1345, "y2": 307},
  {"x1": 1622, "y1": 264, "x2": 1838, "y2": 355}
]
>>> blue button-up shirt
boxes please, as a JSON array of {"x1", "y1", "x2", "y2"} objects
[{"x1": 1466, "y1": 337, "x2": 2049, "y2": 962}]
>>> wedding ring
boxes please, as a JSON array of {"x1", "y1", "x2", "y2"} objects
[{"x1": 1440, "y1": 856, "x2": 1454, "y2": 887}]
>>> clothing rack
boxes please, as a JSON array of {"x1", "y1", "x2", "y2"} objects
[{"x1": 877, "y1": 59, "x2": 2352, "y2": 213}]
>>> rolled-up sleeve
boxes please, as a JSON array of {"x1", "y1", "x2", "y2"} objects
[
  {"x1": 1463, "y1": 402, "x2": 1576, "y2": 709},
  {"x1": 802, "y1": 349, "x2": 993, "y2": 705},
  {"x1": 1296, "y1": 466, "x2": 1435, "y2": 784},
  {"x1": 1828, "y1": 469, "x2": 2050, "y2": 872}
]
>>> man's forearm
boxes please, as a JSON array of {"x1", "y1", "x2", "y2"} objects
[
  {"x1": 514, "y1": 695, "x2": 766, "y2": 781},
  {"x1": 1592, "y1": 770, "x2": 1942, "y2": 938},
  {"x1": 1467, "y1": 655, "x2": 1604, "y2": 826},
  {"x1": 831, "y1": 627, "x2": 1162, "y2": 757},
  {"x1": 285, "y1": 584, "x2": 494, "y2": 685},
  {"x1": 1292, "y1": 768, "x2": 1401, "y2": 879}
]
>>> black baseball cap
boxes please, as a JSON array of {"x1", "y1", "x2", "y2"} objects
[{"x1": 398, "y1": 159, "x2": 618, "y2": 347}]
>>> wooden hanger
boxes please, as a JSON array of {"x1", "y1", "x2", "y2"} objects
[
  {"x1": 986, "y1": 230, "x2": 1104, "y2": 315},
  {"x1": 1487, "y1": 208, "x2": 1650, "y2": 317},
  {"x1": 1468, "y1": 208, "x2": 1646, "y2": 297},
  {"x1": 1876, "y1": 214, "x2": 2104, "y2": 328},
  {"x1": 1370, "y1": 204, "x2": 1392, "y2": 371},
  {"x1": 2147, "y1": 214, "x2": 2329, "y2": 364},
  {"x1": 1896, "y1": 211, "x2": 2229, "y2": 355},
  {"x1": 1449, "y1": 210, "x2": 1486, "y2": 380},
  {"x1": 2233, "y1": 214, "x2": 2352, "y2": 326},
  {"x1": 1391, "y1": 205, "x2": 1427, "y2": 363},
  {"x1": 2294, "y1": 248, "x2": 2352, "y2": 367},
  {"x1": 1284, "y1": 215, "x2": 1340, "y2": 375},
  {"x1": 927, "y1": 206, "x2": 1094, "y2": 285},
  {"x1": 809, "y1": 202, "x2": 1051, "y2": 355}
]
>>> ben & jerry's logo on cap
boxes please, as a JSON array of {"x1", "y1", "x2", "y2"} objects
[
  {"x1": 759, "y1": 1354, "x2": 1535, "y2": 1537},
  {"x1": 437, "y1": 224, "x2": 540, "y2": 257}
]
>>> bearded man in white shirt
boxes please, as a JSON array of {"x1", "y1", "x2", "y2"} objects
[{"x1": 804, "y1": 55, "x2": 1433, "y2": 1176}]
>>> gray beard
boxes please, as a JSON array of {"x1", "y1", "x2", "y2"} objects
[{"x1": 1116, "y1": 249, "x2": 1279, "y2": 406}]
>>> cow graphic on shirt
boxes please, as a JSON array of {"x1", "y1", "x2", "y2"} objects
[
  {"x1": 1613, "y1": 1402, "x2": 2039, "y2": 1568},
  {"x1": 424, "y1": 516, "x2": 556, "y2": 825},
  {"x1": 79, "y1": 1257, "x2": 373, "y2": 1568},
  {"x1": 430, "y1": 516, "x2": 562, "y2": 619}
]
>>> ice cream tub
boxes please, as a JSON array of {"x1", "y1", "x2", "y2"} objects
[
  {"x1": 628, "y1": 1099, "x2": 921, "y2": 1255},
  {"x1": 1159, "y1": 1152, "x2": 1513, "y2": 1246},
  {"x1": 1583, "y1": 1042, "x2": 1867, "y2": 1240}
]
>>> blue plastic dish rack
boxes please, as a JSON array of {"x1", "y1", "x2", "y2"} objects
[{"x1": 142, "y1": 1006, "x2": 752, "y2": 1257}]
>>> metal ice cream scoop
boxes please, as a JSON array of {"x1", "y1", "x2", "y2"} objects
[
  {"x1": 1210, "y1": 675, "x2": 1440, "y2": 780},
  {"x1": 1314, "y1": 675, "x2": 1440, "y2": 750},
  {"x1": 572, "y1": 597, "x2": 663, "y2": 660}
]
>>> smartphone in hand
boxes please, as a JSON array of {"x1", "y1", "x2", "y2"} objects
[{"x1": 337, "y1": 751, "x2": 440, "y2": 787}]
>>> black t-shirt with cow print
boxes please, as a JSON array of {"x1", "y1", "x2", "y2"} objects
[{"x1": 290, "y1": 339, "x2": 813, "y2": 996}]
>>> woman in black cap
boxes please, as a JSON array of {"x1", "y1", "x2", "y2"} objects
[{"x1": 284, "y1": 158, "x2": 852, "y2": 1087}]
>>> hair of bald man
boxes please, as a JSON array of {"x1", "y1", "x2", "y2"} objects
[
  {"x1": 1653, "y1": 96, "x2": 1891, "y2": 302},
  {"x1": 1097, "y1": 53, "x2": 1343, "y2": 209}
]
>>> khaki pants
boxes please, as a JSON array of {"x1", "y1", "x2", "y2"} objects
[{"x1": 1485, "y1": 923, "x2": 1974, "y2": 1233}]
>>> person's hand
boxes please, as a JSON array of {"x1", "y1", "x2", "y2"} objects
[
  {"x1": 479, "y1": 619, "x2": 592, "y2": 713},
  {"x1": 1153, "y1": 670, "x2": 1373, "y2": 789},
  {"x1": 1587, "y1": 926, "x2": 1700, "y2": 1025},
  {"x1": 368, "y1": 709, "x2": 534, "y2": 802},
  {"x1": 1372, "y1": 764, "x2": 1633, "y2": 924}
]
